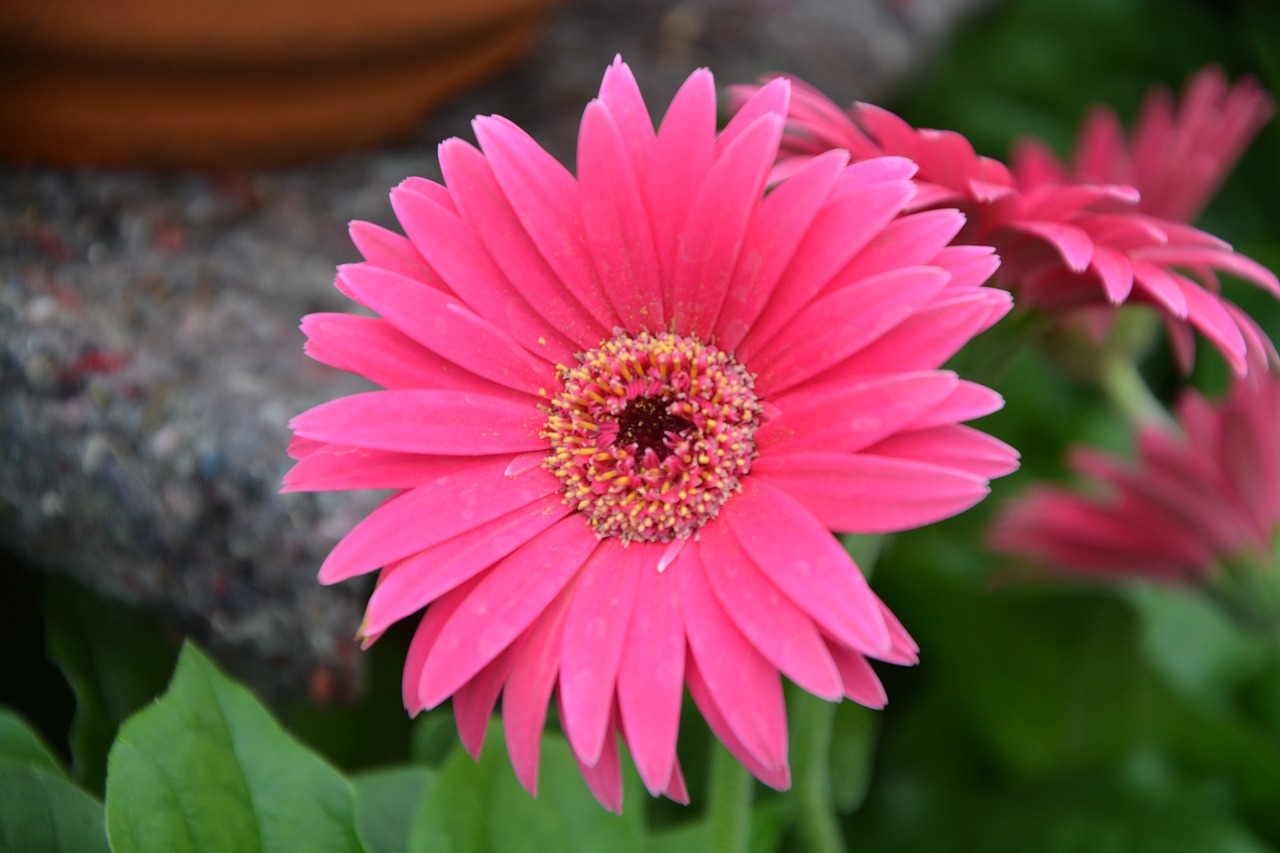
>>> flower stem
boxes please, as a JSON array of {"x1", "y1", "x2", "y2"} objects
[
  {"x1": 791, "y1": 691, "x2": 847, "y2": 853},
  {"x1": 1097, "y1": 354, "x2": 1173, "y2": 429},
  {"x1": 707, "y1": 743, "x2": 754, "y2": 853}
]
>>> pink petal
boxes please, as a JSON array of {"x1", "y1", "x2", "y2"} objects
[
  {"x1": 302, "y1": 313, "x2": 521, "y2": 397},
  {"x1": 286, "y1": 434, "x2": 325, "y2": 461},
  {"x1": 289, "y1": 389, "x2": 545, "y2": 456},
  {"x1": 453, "y1": 648, "x2": 512, "y2": 759},
  {"x1": 684, "y1": 655, "x2": 792, "y2": 791},
  {"x1": 752, "y1": 451, "x2": 990, "y2": 535},
  {"x1": 1174, "y1": 275, "x2": 1249, "y2": 375},
  {"x1": 909, "y1": 380, "x2": 1006, "y2": 428},
  {"x1": 398, "y1": 175, "x2": 456, "y2": 213},
  {"x1": 669, "y1": 114, "x2": 782, "y2": 339},
  {"x1": 758, "y1": 370, "x2": 960, "y2": 454},
  {"x1": 1010, "y1": 220, "x2": 1094, "y2": 272},
  {"x1": 1141, "y1": 245, "x2": 1279, "y2": 296},
  {"x1": 678, "y1": 545, "x2": 788, "y2": 772},
  {"x1": 578, "y1": 100, "x2": 664, "y2": 331},
  {"x1": 503, "y1": 570, "x2": 584, "y2": 796},
  {"x1": 392, "y1": 177, "x2": 571, "y2": 358},
  {"x1": 337, "y1": 263, "x2": 552, "y2": 395},
  {"x1": 361, "y1": 493, "x2": 572, "y2": 637},
  {"x1": 416, "y1": 516, "x2": 598, "y2": 710},
  {"x1": 1131, "y1": 260, "x2": 1189, "y2": 319},
  {"x1": 402, "y1": 573, "x2": 486, "y2": 714},
  {"x1": 825, "y1": 643, "x2": 887, "y2": 709},
  {"x1": 597, "y1": 57, "x2": 654, "y2": 168},
  {"x1": 741, "y1": 177, "x2": 916, "y2": 359},
  {"x1": 617, "y1": 547, "x2": 686, "y2": 795},
  {"x1": 472, "y1": 115, "x2": 621, "y2": 333},
  {"x1": 436, "y1": 139, "x2": 607, "y2": 357},
  {"x1": 283, "y1": 446, "x2": 483, "y2": 494},
  {"x1": 840, "y1": 156, "x2": 920, "y2": 186},
  {"x1": 1226, "y1": 302, "x2": 1279, "y2": 375},
  {"x1": 752, "y1": 266, "x2": 952, "y2": 397},
  {"x1": 874, "y1": 598, "x2": 919, "y2": 665},
  {"x1": 698, "y1": 523, "x2": 843, "y2": 700},
  {"x1": 663, "y1": 760, "x2": 690, "y2": 805},
  {"x1": 830, "y1": 291, "x2": 1012, "y2": 379},
  {"x1": 714, "y1": 149, "x2": 849, "y2": 349},
  {"x1": 648, "y1": 68, "x2": 717, "y2": 311},
  {"x1": 835, "y1": 208, "x2": 966, "y2": 282},
  {"x1": 348, "y1": 221, "x2": 433, "y2": 281},
  {"x1": 932, "y1": 245, "x2": 1001, "y2": 292},
  {"x1": 866, "y1": 425, "x2": 1021, "y2": 481},
  {"x1": 317, "y1": 459, "x2": 561, "y2": 584},
  {"x1": 1089, "y1": 245, "x2": 1135, "y2": 304},
  {"x1": 570, "y1": 701, "x2": 624, "y2": 813},
  {"x1": 724, "y1": 478, "x2": 890, "y2": 655},
  {"x1": 718, "y1": 76, "x2": 790, "y2": 155},
  {"x1": 559, "y1": 539, "x2": 644, "y2": 767}
]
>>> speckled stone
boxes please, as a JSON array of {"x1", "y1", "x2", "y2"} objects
[{"x1": 0, "y1": 0, "x2": 995, "y2": 703}]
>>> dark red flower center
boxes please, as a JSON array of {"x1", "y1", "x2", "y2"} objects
[{"x1": 616, "y1": 395, "x2": 693, "y2": 462}]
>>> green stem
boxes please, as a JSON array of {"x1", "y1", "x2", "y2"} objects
[
  {"x1": 1097, "y1": 354, "x2": 1173, "y2": 429},
  {"x1": 791, "y1": 692, "x2": 846, "y2": 853},
  {"x1": 707, "y1": 743, "x2": 754, "y2": 853}
]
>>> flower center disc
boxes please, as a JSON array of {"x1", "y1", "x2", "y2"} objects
[{"x1": 543, "y1": 331, "x2": 762, "y2": 543}]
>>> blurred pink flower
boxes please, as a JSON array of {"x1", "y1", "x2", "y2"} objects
[
  {"x1": 732, "y1": 67, "x2": 1279, "y2": 375},
  {"x1": 287, "y1": 58, "x2": 1017, "y2": 810},
  {"x1": 1012, "y1": 66, "x2": 1275, "y2": 223},
  {"x1": 989, "y1": 373, "x2": 1280, "y2": 582}
]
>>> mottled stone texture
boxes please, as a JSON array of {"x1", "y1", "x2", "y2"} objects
[{"x1": 0, "y1": 0, "x2": 994, "y2": 702}]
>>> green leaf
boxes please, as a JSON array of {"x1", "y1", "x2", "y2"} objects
[
  {"x1": 353, "y1": 766, "x2": 436, "y2": 853},
  {"x1": 409, "y1": 725, "x2": 645, "y2": 853},
  {"x1": 1130, "y1": 584, "x2": 1267, "y2": 707},
  {"x1": 105, "y1": 642, "x2": 364, "y2": 853},
  {"x1": 0, "y1": 762, "x2": 109, "y2": 853},
  {"x1": 409, "y1": 709, "x2": 458, "y2": 767},
  {"x1": 0, "y1": 707, "x2": 62, "y2": 772},
  {"x1": 42, "y1": 576, "x2": 177, "y2": 791}
]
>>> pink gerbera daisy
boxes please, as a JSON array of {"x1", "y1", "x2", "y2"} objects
[
  {"x1": 286, "y1": 57, "x2": 1018, "y2": 811},
  {"x1": 732, "y1": 68, "x2": 1279, "y2": 375},
  {"x1": 989, "y1": 372, "x2": 1280, "y2": 584},
  {"x1": 1012, "y1": 65, "x2": 1275, "y2": 224}
]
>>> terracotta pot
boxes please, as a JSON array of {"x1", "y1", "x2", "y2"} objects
[{"x1": 0, "y1": 0, "x2": 561, "y2": 169}]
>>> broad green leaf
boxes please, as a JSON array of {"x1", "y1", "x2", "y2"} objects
[
  {"x1": 353, "y1": 766, "x2": 435, "y2": 853},
  {"x1": 1130, "y1": 584, "x2": 1266, "y2": 706},
  {"x1": 105, "y1": 642, "x2": 364, "y2": 853},
  {"x1": 409, "y1": 724, "x2": 645, "y2": 853},
  {"x1": 0, "y1": 707, "x2": 62, "y2": 772},
  {"x1": 43, "y1": 576, "x2": 177, "y2": 791},
  {"x1": 409, "y1": 709, "x2": 458, "y2": 767},
  {"x1": 0, "y1": 762, "x2": 108, "y2": 853}
]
